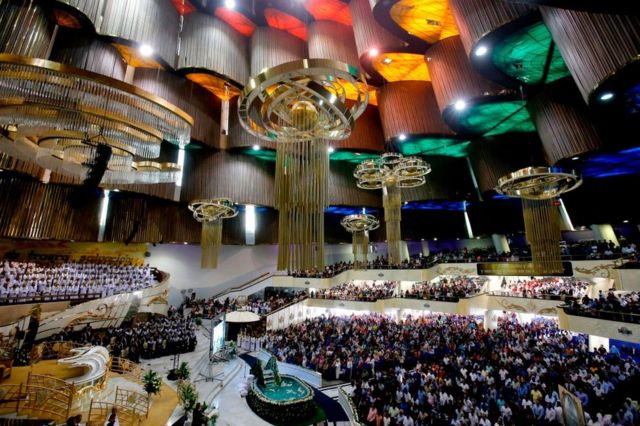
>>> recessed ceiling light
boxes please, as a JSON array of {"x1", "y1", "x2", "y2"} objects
[
  {"x1": 327, "y1": 146, "x2": 335, "y2": 153},
  {"x1": 433, "y1": 237, "x2": 438, "y2": 241},
  {"x1": 398, "y1": 133, "x2": 407, "y2": 141},
  {"x1": 382, "y1": 57, "x2": 392, "y2": 64},
  {"x1": 572, "y1": 156, "x2": 580, "y2": 160},
  {"x1": 139, "y1": 44, "x2": 154, "y2": 57},
  {"x1": 224, "y1": 0, "x2": 236, "y2": 9},
  {"x1": 474, "y1": 45, "x2": 489, "y2": 57},
  {"x1": 404, "y1": 201, "x2": 408, "y2": 205},
  {"x1": 355, "y1": 152, "x2": 361, "y2": 156},
  {"x1": 599, "y1": 92, "x2": 614, "y2": 102},
  {"x1": 623, "y1": 220, "x2": 629, "y2": 223},
  {"x1": 369, "y1": 48, "x2": 379, "y2": 58},
  {"x1": 454, "y1": 100, "x2": 467, "y2": 111},
  {"x1": 112, "y1": 189, "x2": 120, "y2": 192},
  {"x1": 252, "y1": 145, "x2": 260, "y2": 151}
]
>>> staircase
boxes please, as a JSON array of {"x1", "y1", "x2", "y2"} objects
[{"x1": 263, "y1": 370, "x2": 275, "y2": 386}]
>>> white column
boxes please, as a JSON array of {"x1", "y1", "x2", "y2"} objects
[
  {"x1": 219, "y1": 99, "x2": 230, "y2": 149},
  {"x1": 492, "y1": 234, "x2": 510, "y2": 254},
  {"x1": 421, "y1": 240, "x2": 430, "y2": 257},
  {"x1": 245, "y1": 204, "x2": 256, "y2": 245},
  {"x1": 399, "y1": 240, "x2": 409, "y2": 263},
  {"x1": 97, "y1": 189, "x2": 111, "y2": 242},
  {"x1": 590, "y1": 224, "x2": 620, "y2": 247},
  {"x1": 588, "y1": 335, "x2": 609, "y2": 352},
  {"x1": 484, "y1": 310, "x2": 499, "y2": 331}
]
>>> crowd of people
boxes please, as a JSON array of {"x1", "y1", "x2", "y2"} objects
[
  {"x1": 186, "y1": 288, "x2": 308, "y2": 319},
  {"x1": 498, "y1": 277, "x2": 591, "y2": 299},
  {"x1": 563, "y1": 240, "x2": 637, "y2": 260},
  {"x1": 310, "y1": 281, "x2": 397, "y2": 302},
  {"x1": 265, "y1": 313, "x2": 640, "y2": 426},
  {"x1": 566, "y1": 291, "x2": 640, "y2": 323},
  {"x1": 402, "y1": 276, "x2": 487, "y2": 300},
  {"x1": 0, "y1": 260, "x2": 157, "y2": 304},
  {"x1": 51, "y1": 314, "x2": 197, "y2": 362}
]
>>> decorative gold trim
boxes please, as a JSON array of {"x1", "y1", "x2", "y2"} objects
[{"x1": 0, "y1": 53, "x2": 194, "y2": 126}]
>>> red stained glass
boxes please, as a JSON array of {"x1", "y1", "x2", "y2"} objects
[
  {"x1": 304, "y1": 0, "x2": 352, "y2": 26},
  {"x1": 264, "y1": 8, "x2": 307, "y2": 41},
  {"x1": 214, "y1": 7, "x2": 256, "y2": 37},
  {"x1": 170, "y1": 0, "x2": 196, "y2": 15}
]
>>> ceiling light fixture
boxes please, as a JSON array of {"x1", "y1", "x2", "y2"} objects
[
  {"x1": 252, "y1": 144, "x2": 260, "y2": 151},
  {"x1": 327, "y1": 146, "x2": 335, "y2": 153},
  {"x1": 599, "y1": 92, "x2": 614, "y2": 102},
  {"x1": 623, "y1": 220, "x2": 629, "y2": 223},
  {"x1": 369, "y1": 48, "x2": 379, "y2": 58},
  {"x1": 139, "y1": 44, "x2": 154, "y2": 57},
  {"x1": 224, "y1": 0, "x2": 236, "y2": 9},
  {"x1": 572, "y1": 156, "x2": 580, "y2": 161},
  {"x1": 382, "y1": 57, "x2": 392, "y2": 65},
  {"x1": 454, "y1": 99, "x2": 467, "y2": 111},
  {"x1": 474, "y1": 45, "x2": 489, "y2": 57},
  {"x1": 398, "y1": 133, "x2": 407, "y2": 141}
]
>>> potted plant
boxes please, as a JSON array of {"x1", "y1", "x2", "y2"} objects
[
  {"x1": 178, "y1": 381, "x2": 199, "y2": 413},
  {"x1": 142, "y1": 370, "x2": 162, "y2": 398},
  {"x1": 176, "y1": 362, "x2": 191, "y2": 381}
]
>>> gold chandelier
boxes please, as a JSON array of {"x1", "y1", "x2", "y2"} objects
[
  {"x1": 496, "y1": 167, "x2": 582, "y2": 275},
  {"x1": 341, "y1": 214, "x2": 380, "y2": 269},
  {"x1": 188, "y1": 198, "x2": 238, "y2": 269},
  {"x1": 355, "y1": 153, "x2": 431, "y2": 265},
  {"x1": 238, "y1": 59, "x2": 368, "y2": 271},
  {"x1": 0, "y1": 54, "x2": 192, "y2": 184}
]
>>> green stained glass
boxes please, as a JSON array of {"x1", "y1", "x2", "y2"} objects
[
  {"x1": 329, "y1": 151, "x2": 380, "y2": 163},
  {"x1": 492, "y1": 21, "x2": 570, "y2": 85},
  {"x1": 399, "y1": 138, "x2": 471, "y2": 158},
  {"x1": 241, "y1": 147, "x2": 277, "y2": 161},
  {"x1": 240, "y1": 148, "x2": 380, "y2": 163},
  {"x1": 458, "y1": 100, "x2": 536, "y2": 136}
]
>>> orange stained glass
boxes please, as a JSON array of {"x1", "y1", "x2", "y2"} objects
[
  {"x1": 170, "y1": 0, "x2": 196, "y2": 15},
  {"x1": 52, "y1": 9, "x2": 82, "y2": 29},
  {"x1": 112, "y1": 43, "x2": 165, "y2": 70},
  {"x1": 372, "y1": 53, "x2": 430, "y2": 82},
  {"x1": 264, "y1": 8, "x2": 307, "y2": 41},
  {"x1": 389, "y1": 0, "x2": 459, "y2": 43},
  {"x1": 214, "y1": 7, "x2": 256, "y2": 37},
  {"x1": 186, "y1": 73, "x2": 241, "y2": 100},
  {"x1": 304, "y1": 0, "x2": 352, "y2": 26}
]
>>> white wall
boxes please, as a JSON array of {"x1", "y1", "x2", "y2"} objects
[{"x1": 148, "y1": 243, "x2": 356, "y2": 304}]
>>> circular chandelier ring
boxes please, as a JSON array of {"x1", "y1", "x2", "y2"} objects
[
  {"x1": 341, "y1": 214, "x2": 380, "y2": 232},
  {"x1": 496, "y1": 166, "x2": 582, "y2": 200}
]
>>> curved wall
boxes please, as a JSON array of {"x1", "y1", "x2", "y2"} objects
[
  {"x1": 0, "y1": 0, "x2": 53, "y2": 57},
  {"x1": 250, "y1": 27, "x2": 306, "y2": 76}
]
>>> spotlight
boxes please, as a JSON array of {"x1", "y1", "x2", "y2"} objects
[
  {"x1": 404, "y1": 201, "x2": 408, "y2": 205},
  {"x1": 328, "y1": 146, "x2": 335, "y2": 153},
  {"x1": 623, "y1": 220, "x2": 629, "y2": 223},
  {"x1": 224, "y1": 0, "x2": 236, "y2": 9},
  {"x1": 112, "y1": 189, "x2": 120, "y2": 192},
  {"x1": 382, "y1": 57, "x2": 392, "y2": 65},
  {"x1": 571, "y1": 156, "x2": 580, "y2": 161},
  {"x1": 369, "y1": 48, "x2": 379, "y2": 58},
  {"x1": 398, "y1": 133, "x2": 407, "y2": 141},
  {"x1": 474, "y1": 45, "x2": 489, "y2": 57},
  {"x1": 599, "y1": 92, "x2": 614, "y2": 102},
  {"x1": 433, "y1": 237, "x2": 438, "y2": 241},
  {"x1": 252, "y1": 145, "x2": 260, "y2": 151},
  {"x1": 139, "y1": 44, "x2": 154, "y2": 57},
  {"x1": 454, "y1": 100, "x2": 467, "y2": 111}
]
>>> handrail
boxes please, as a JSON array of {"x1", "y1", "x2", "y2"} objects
[
  {"x1": 262, "y1": 296, "x2": 309, "y2": 316},
  {"x1": 561, "y1": 306, "x2": 640, "y2": 324},
  {"x1": 213, "y1": 272, "x2": 284, "y2": 300},
  {"x1": 338, "y1": 385, "x2": 365, "y2": 426}
]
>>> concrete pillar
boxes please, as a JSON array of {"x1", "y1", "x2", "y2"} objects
[
  {"x1": 588, "y1": 335, "x2": 609, "y2": 352},
  {"x1": 219, "y1": 99, "x2": 230, "y2": 149},
  {"x1": 484, "y1": 310, "x2": 499, "y2": 331},
  {"x1": 399, "y1": 241, "x2": 410, "y2": 263},
  {"x1": 492, "y1": 234, "x2": 510, "y2": 255},
  {"x1": 590, "y1": 224, "x2": 619, "y2": 247},
  {"x1": 421, "y1": 240, "x2": 430, "y2": 257}
]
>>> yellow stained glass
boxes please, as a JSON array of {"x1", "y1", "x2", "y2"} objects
[
  {"x1": 390, "y1": 0, "x2": 459, "y2": 43},
  {"x1": 112, "y1": 44, "x2": 164, "y2": 70},
  {"x1": 372, "y1": 53, "x2": 430, "y2": 82},
  {"x1": 185, "y1": 73, "x2": 241, "y2": 100}
]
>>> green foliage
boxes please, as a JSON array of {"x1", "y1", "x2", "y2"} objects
[
  {"x1": 194, "y1": 317, "x2": 203, "y2": 326},
  {"x1": 176, "y1": 362, "x2": 191, "y2": 380},
  {"x1": 178, "y1": 381, "x2": 199, "y2": 412},
  {"x1": 250, "y1": 360, "x2": 265, "y2": 387},
  {"x1": 266, "y1": 356, "x2": 282, "y2": 386},
  {"x1": 142, "y1": 370, "x2": 162, "y2": 396}
]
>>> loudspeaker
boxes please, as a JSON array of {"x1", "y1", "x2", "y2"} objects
[
  {"x1": 124, "y1": 220, "x2": 141, "y2": 245},
  {"x1": 83, "y1": 143, "x2": 112, "y2": 187}
]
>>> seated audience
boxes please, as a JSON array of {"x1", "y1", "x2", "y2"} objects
[
  {"x1": 311, "y1": 281, "x2": 396, "y2": 302},
  {"x1": 500, "y1": 277, "x2": 590, "y2": 299},
  {"x1": 567, "y1": 290, "x2": 640, "y2": 323},
  {"x1": 187, "y1": 289, "x2": 308, "y2": 319},
  {"x1": 0, "y1": 260, "x2": 156, "y2": 303}
]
